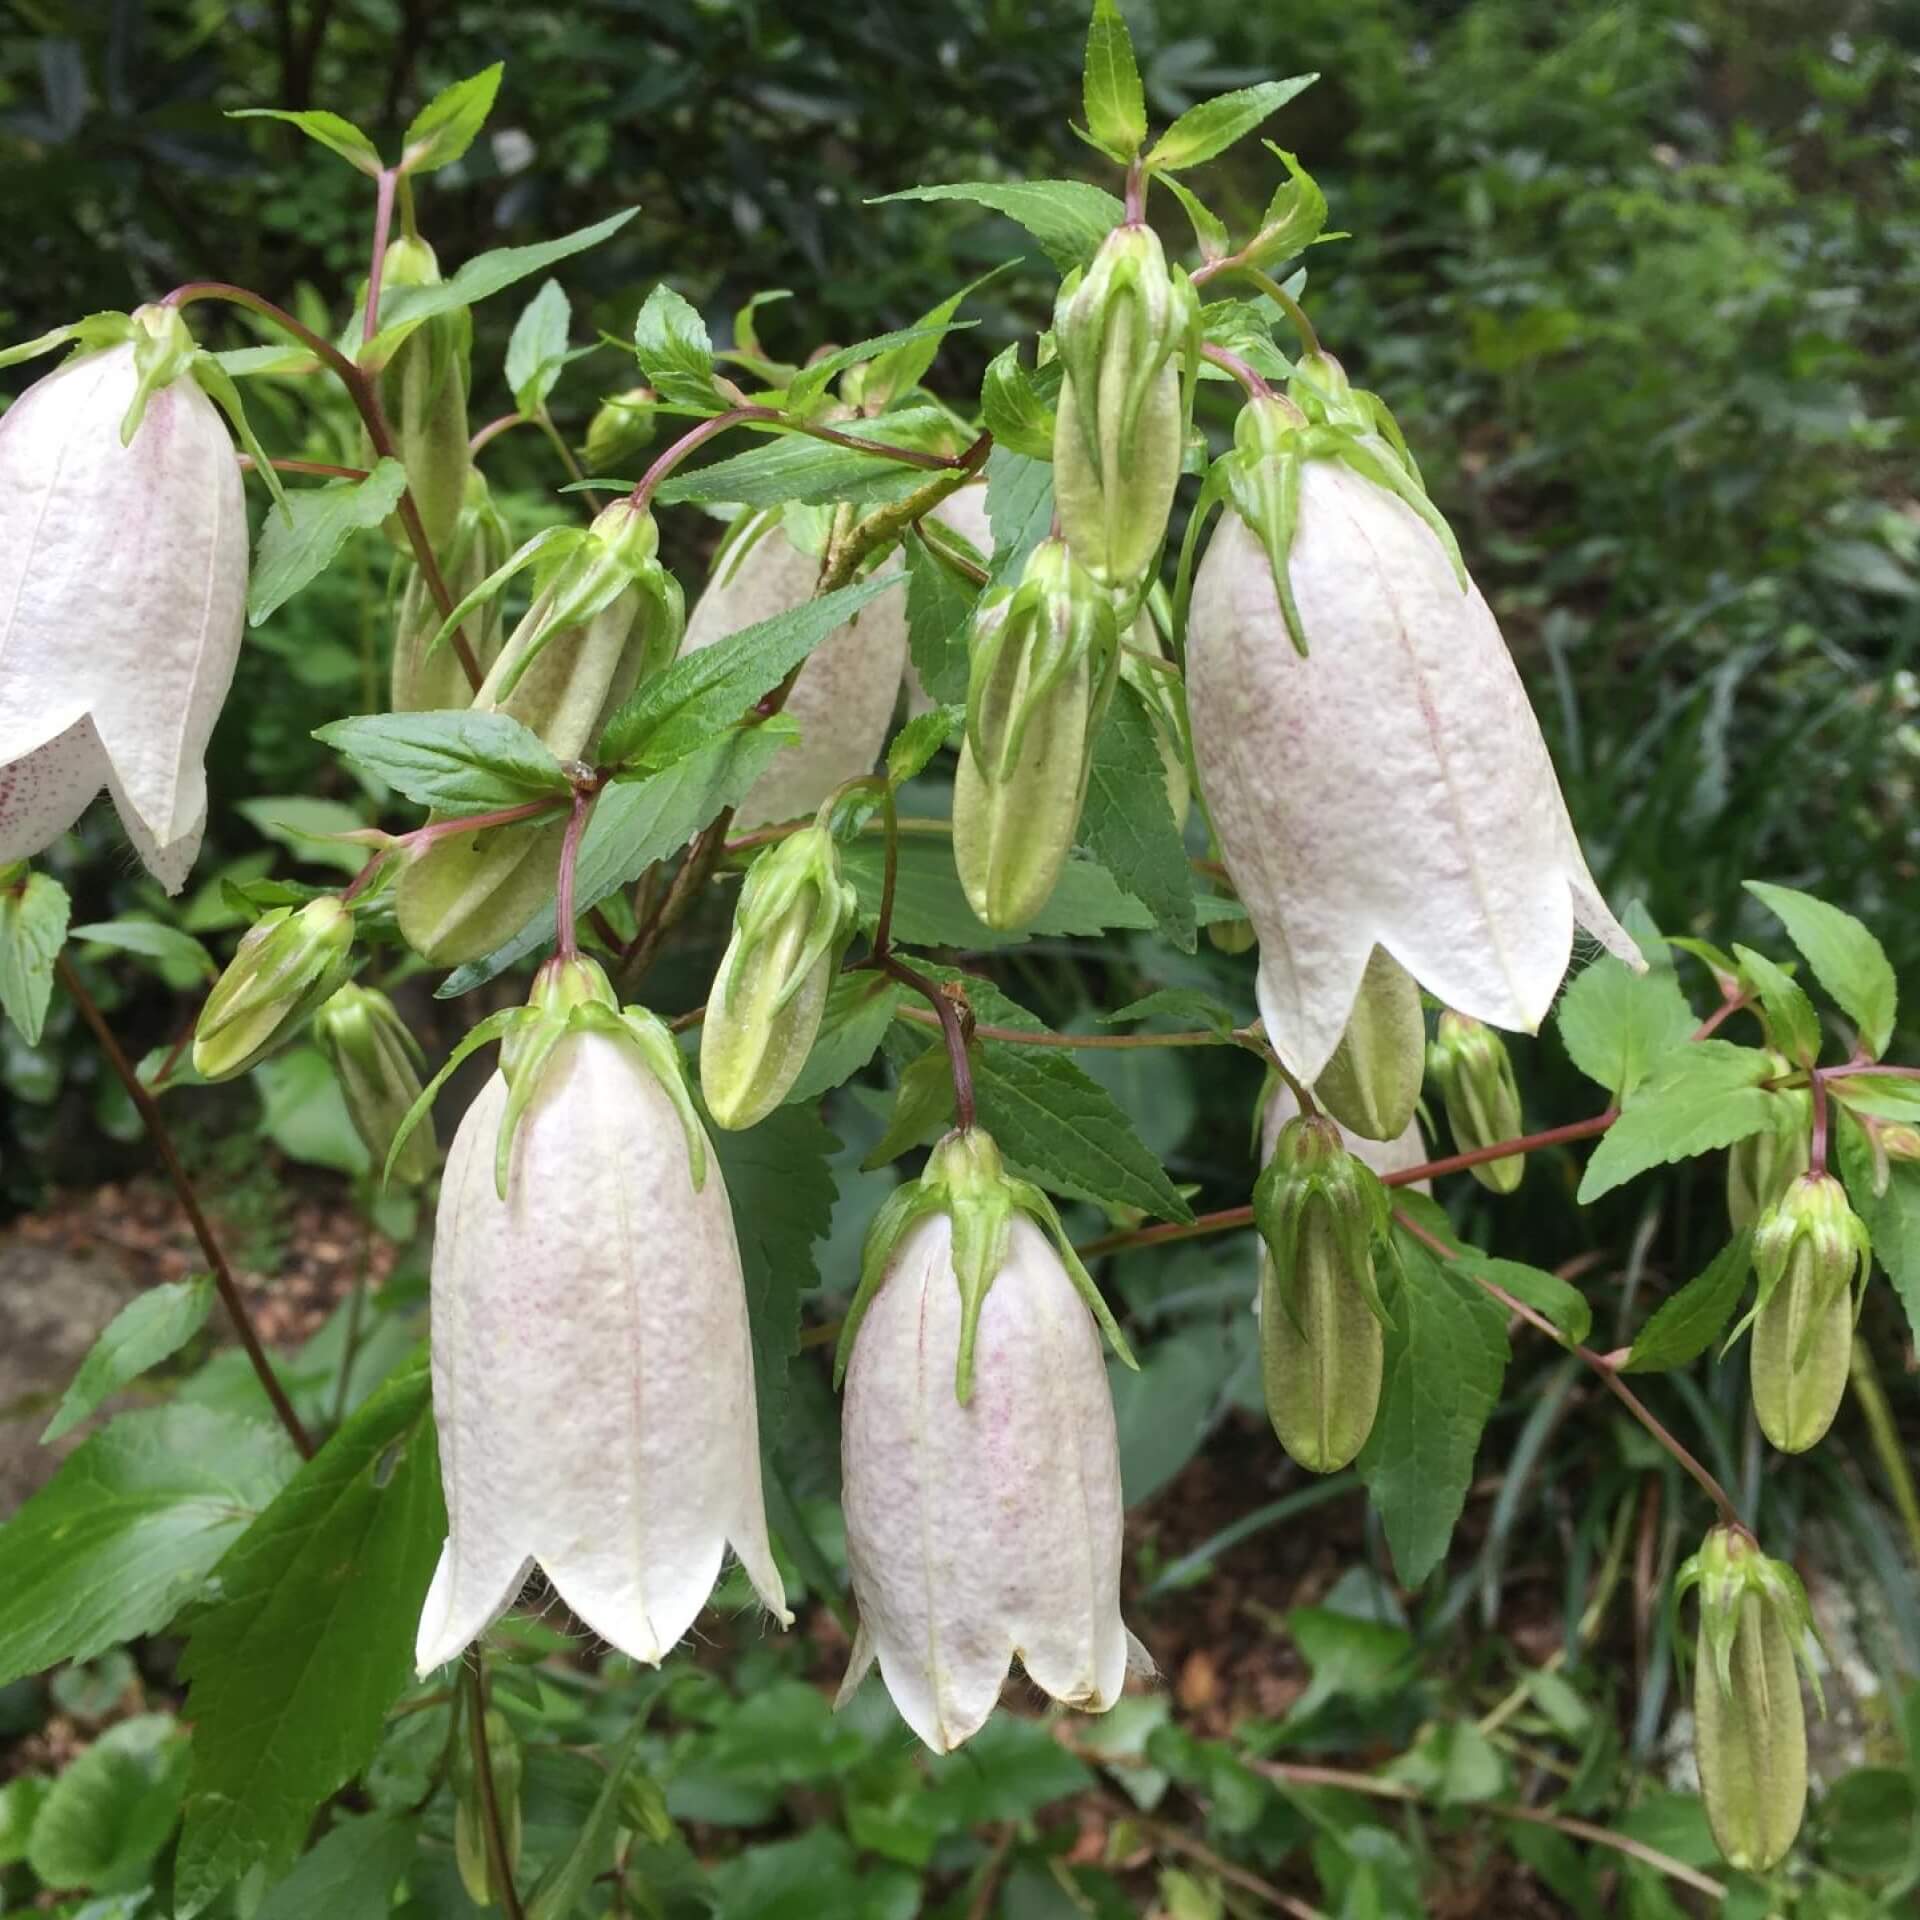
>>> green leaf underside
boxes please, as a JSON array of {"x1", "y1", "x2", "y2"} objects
[
  {"x1": 175, "y1": 1355, "x2": 442, "y2": 1908},
  {"x1": 1835, "y1": 1111, "x2": 1920, "y2": 1347},
  {"x1": 784, "y1": 975, "x2": 908, "y2": 1105},
  {"x1": 982, "y1": 446, "x2": 1054, "y2": 590},
  {"x1": 437, "y1": 729, "x2": 790, "y2": 996},
  {"x1": 0, "y1": 1405, "x2": 299, "y2": 1688},
  {"x1": 1575, "y1": 1041, "x2": 1779, "y2": 1203},
  {"x1": 1145, "y1": 77, "x2": 1318, "y2": 172},
  {"x1": 1622, "y1": 1233, "x2": 1755, "y2": 1373},
  {"x1": 655, "y1": 408, "x2": 959, "y2": 510},
  {"x1": 401, "y1": 64, "x2": 502, "y2": 175},
  {"x1": 44, "y1": 1276, "x2": 218, "y2": 1443},
  {"x1": 1555, "y1": 951, "x2": 1695, "y2": 1100},
  {"x1": 1451, "y1": 1249, "x2": 1593, "y2": 1350},
  {"x1": 1358, "y1": 1234, "x2": 1510, "y2": 1586},
  {"x1": 904, "y1": 525, "x2": 978, "y2": 705},
  {"x1": 315, "y1": 710, "x2": 569, "y2": 811},
  {"x1": 249, "y1": 461, "x2": 408, "y2": 626},
  {"x1": 1080, "y1": 681, "x2": 1195, "y2": 951},
  {"x1": 0, "y1": 869, "x2": 71, "y2": 1044},
  {"x1": 1082, "y1": 0, "x2": 1147, "y2": 158},
  {"x1": 871, "y1": 181, "x2": 1128, "y2": 273}
]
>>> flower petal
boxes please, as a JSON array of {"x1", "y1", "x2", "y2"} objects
[{"x1": 0, "y1": 720, "x2": 106, "y2": 867}]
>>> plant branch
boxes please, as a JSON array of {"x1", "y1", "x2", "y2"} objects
[
  {"x1": 55, "y1": 955, "x2": 314, "y2": 1458},
  {"x1": 462, "y1": 1660, "x2": 527, "y2": 1920},
  {"x1": 885, "y1": 956, "x2": 976, "y2": 1131},
  {"x1": 1200, "y1": 341, "x2": 1275, "y2": 401},
  {"x1": 363, "y1": 168, "x2": 398, "y2": 348}
]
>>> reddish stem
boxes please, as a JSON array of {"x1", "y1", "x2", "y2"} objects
[
  {"x1": 1200, "y1": 341, "x2": 1274, "y2": 401},
  {"x1": 469, "y1": 411, "x2": 531, "y2": 456},
  {"x1": 554, "y1": 788, "x2": 597, "y2": 961},
  {"x1": 364, "y1": 168, "x2": 398, "y2": 348}
]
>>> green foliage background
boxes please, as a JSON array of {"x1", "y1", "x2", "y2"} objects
[{"x1": 4, "y1": 2, "x2": 1920, "y2": 1915}]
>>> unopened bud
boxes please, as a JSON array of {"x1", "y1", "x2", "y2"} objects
[
  {"x1": 1427, "y1": 1011, "x2": 1524, "y2": 1193},
  {"x1": 391, "y1": 471, "x2": 511, "y2": 712},
  {"x1": 312, "y1": 984, "x2": 437, "y2": 1184},
  {"x1": 1680, "y1": 1526, "x2": 1817, "y2": 1872},
  {"x1": 1314, "y1": 949, "x2": 1424, "y2": 1143},
  {"x1": 1726, "y1": 1081, "x2": 1810, "y2": 1230},
  {"x1": 372, "y1": 236, "x2": 471, "y2": 557},
  {"x1": 192, "y1": 896, "x2": 354, "y2": 1081},
  {"x1": 953, "y1": 538, "x2": 1118, "y2": 931},
  {"x1": 1252, "y1": 1113, "x2": 1392, "y2": 1472},
  {"x1": 1745, "y1": 1172, "x2": 1868, "y2": 1453},
  {"x1": 452, "y1": 1707, "x2": 523, "y2": 1905},
  {"x1": 618, "y1": 1768, "x2": 675, "y2": 1845},
  {"x1": 584, "y1": 386, "x2": 659, "y2": 472},
  {"x1": 701, "y1": 824, "x2": 858, "y2": 1130},
  {"x1": 1052, "y1": 224, "x2": 1197, "y2": 591}
]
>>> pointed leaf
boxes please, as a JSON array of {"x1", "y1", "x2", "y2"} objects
[
  {"x1": 1576, "y1": 1042, "x2": 1780, "y2": 1203},
  {"x1": 1745, "y1": 880, "x2": 1896, "y2": 1058},
  {"x1": 1145, "y1": 77, "x2": 1318, "y2": 173},
  {"x1": 0, "y1": 869, "x2": 69, "y2": 1045},
  {"x1": 1082, "y1": 0, "x2": 1147, "y2": 160},
  {"x1": 505, "y1": 277, "x2": 571, "y2": 416},
  {"x1": 249, "y1": 461, "x2": 409, "y2": 626},
  {"x1": 633, "y1": 283, "x2": 719, "y2": 412},
  {"x1": 227, "y1": 109, "x2": 381, "y2": 176},
  {"x1": 314, "y1": 710, "x2": 570, "y2": 811},
  {"x1": 401, "y1": 63, "x2": 503, "y2": 175},
  {"x1": 1622, "y1": 1234, "x2": 1755, "y2": 1373},
  {"x1": 1080, "y1": 679, "x2": 1194, "y2": 951},
  {"x1": 43, "y1": 1277, "x2": 217, "y2": 1444},
  {"x1": 871, "y1": 180, "x2": 1127, "y2": 273}
]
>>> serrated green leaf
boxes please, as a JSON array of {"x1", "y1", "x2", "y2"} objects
[
  {"x1": 865, "y1": 1041, "x2": 957, "y2": 1166},
  {"x1": 601, "y1": 573, "x2": 897, "y2": 772},
  {"x1": 1744, "y1": 880, "x2": 1896, "y2": 1058},
  {"x1": 887, "y1": 704, "x2": 961, "y2": 785},
  {"x1": 1835, "y1": 1110, "x2": 1920, "y2": 1347},
  {"x1": 634, "y1": 283, "x2": 719, "y2": 412},
  {"x1": 979, "y1": 343, "x2": 1055, "y2": 460},
  {"x1": 524, "y1": 1708, "x2": 654, "y2": 1919},
  {"x1": 905, "y1": 967, "x2": 1192, "y2": 1222},
  {"x1": 505, "y1": 277, "x2": 570, "y2": 416},
  {"x1": 1080, "y1": 680, "x2": 1195, "y2": 951},
  {"x1": 1826, "y1": 1074, "x2": 1920, "y2": 1122},
  {"x1": 69, "y1": 917, "x2": 217, "y2": 983},
  {"x1": 1575, "y1": 1042, "x2": 1779, "y2": 1203},
  {"x1": 1145, "y1": 76, "x2": 1318, "y2": 172},
  {"x1": 227, "y1": 109, "x2": 381, "y2": 176},
  {"x1": 860, "y1": 266, "x2": 1010, "y2": 410},
  {"x1": 0, "y1": 869, "x2": 70, "y2": 1044},
  {"x1": 710, "y1": 1108, "x2": 840, "y2": 1434},
  {"x1": 436, "y1": 729, "x2": 791, "y2": 996},
  {"x1": 400, "y1": 63, "x2": 503, "y2": 175},
  {"x1": 43, "y1": 1277, "x2": 217, "y2": 1444},
  {"x1": 1451, "y1": 1250, "x2": 1593, "y2": 1349},
  {"x1": 175, "y1": 1355, "x2": 442, "y2": 1910},
  {"x1": 249, "y1": 460, "x2": 408, "y2": 626},
  {"x1": 905, "y1": 521, "x2": 978, "y2": 705},
  {"x1": 0, "y1": 1406, "x2": 299, "y2": 1687},
  {"x1": 1555, "y1": 951, "x2": 1696, "y2": 1100},
  {"x1": 314, "y1": 710, "x2": 569, "y2": 811},
  {"x1": 1622, "y1": 1234, "x2": 1754, "y2": 1373},
  {"x1": 1082, "y1": 0, "x2": 1147, "y2": 159},
  {"x1": 364, "y1": 211, "x2": 637, "y2": 364},
  {"x1": 26, "y1": 1712, "x2": 189, "y2": 1892},
  {"x1": 1731, "y1": 943, "x2": 1821, "y2": 1068},
  {"x1": 251, "y1": 1814, "x2": 418, "y2": 1920},
  {"x1": 1358, "y1": 1234, "x2": 1509, "y2": 1585},
  {"x1": 1160, "y1": 173, "x2": 1231, "y2": 260},
  {"x1": 235, "y1": 794, "x2": 371, "y2": 875},
  {"x1": 871, "y1": 180, "x2": 1127, "y2": 273},
  {"x1": 655, "y1": 408, "x2": 959, "y2": 510},
  {"x1": 983, "y1": 446, "x2": 1053, "y2": 590}
]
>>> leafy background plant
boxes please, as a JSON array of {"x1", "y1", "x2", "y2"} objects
[{"x1": 2, "y1": 2, "x2": 1918, "y2": 1916}]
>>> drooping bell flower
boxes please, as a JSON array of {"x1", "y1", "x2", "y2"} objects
[
  {"x1": 1186, "y1": 380, "x2": 1641, "y2": 1088},
  {"x1": 0, "y1": 306, "x2": 248, "y2": 892},
  {"x1": 408, "y1": 955, "x2": 789, "y2": 1671},
  {"x1": 834, "y1": 1128, "x2": 1149, "y2": 1750},
  {"x1": 680, "y1": 510, "x2": 907, "y2": 827}
]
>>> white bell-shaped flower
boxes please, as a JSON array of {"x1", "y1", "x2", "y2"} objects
[
  {"x1": 680, "y1": 511, "x2": 905, "y2": 827},
  {"x1": 416, "y1": 1017, "x2": 789, "y2": 1672},
  {"x1": 0, "y1": 316, "x2": 246, "y2": 891},
  {"x1": 838, "y1": 1197, "x2": 1146, "y2": 1751},
  {"x1": 1188, "y1": 457, "x2": 1638, "y2": 1086}
]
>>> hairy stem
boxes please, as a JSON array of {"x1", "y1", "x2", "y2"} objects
[{"x1": 56, "y1": 955, "x2": 315, "y2": 1458}]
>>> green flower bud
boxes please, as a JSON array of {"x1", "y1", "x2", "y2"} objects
[
  {"x1": 390, "y1": 471, "x2": 511, "y2": 713},
  {"x1": 701, "y1": 824, "x2": 858, "y2": 1131},
  {"x1": 1253, "y1": 1113, "x2": 1393, "y2": 1472},
  {"x1": 618, "y1": 1768, "x2": 675, "y2": 1845},
  {"x1": 451, "y1": 1707, "x2": 523, "y2": 1906},
  {"x1": 1051, "y1": 222, "x2": 1197, "y2": 590},
  {"x1": 397, "y1": 504, "x2": 683, "y2": 966},
  {"x1": 192, "y1": 896, "x2": 354, "y2": 1082},
  {"x1": 1745, "y1": 1172, "x2": 1869, "y2": 1453},
  {"x1": 312, "y1": 984, "x2": 437, "y2": 1185},
  {"x1": 1679, "y1": 1526, "x2": 1819, "y2": 1873},
  {"x1": 1726, "y1": 1082, "x2": 1810, "y2": 1230},
  {"x1": 1314, "y1": 948, "x2": 1424, "y2": 1143},
  {"x1": 584, "y1": 385, "x2": 659, "y2": 472},
  {"x1": 1427, "y1": 1011, "x2": 1524, "y2": 1193},
  {"x1": 372, "y1": 236, "x2": 471, "y2": 557},
  {"x1": 953, "y1": 538, "x2": 1119, "y2": 931}
]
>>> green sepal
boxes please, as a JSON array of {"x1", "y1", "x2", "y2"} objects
[
  {"x1": 426, "y1": 524, "x2": 588, "y2": 666},
  {"x1": 191, "y1": 353, "x2": 290, "y2": 518},
  {"x1": 0, "y1": 310, "x2": 134, "y2": 370},
  {"x1": 1677, "y1": 1526, "x2": 1829, "y2": 1718},
  {"x1": 611, "y1": 1003, "x2": 710, "y2": 1193},
  {"x1": 382, "y1": 1003, "x2": 522, "y2": 1187},
  {"x1": 1006, "y1": 1176, "x2": 1137, "y2": 1371}
]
